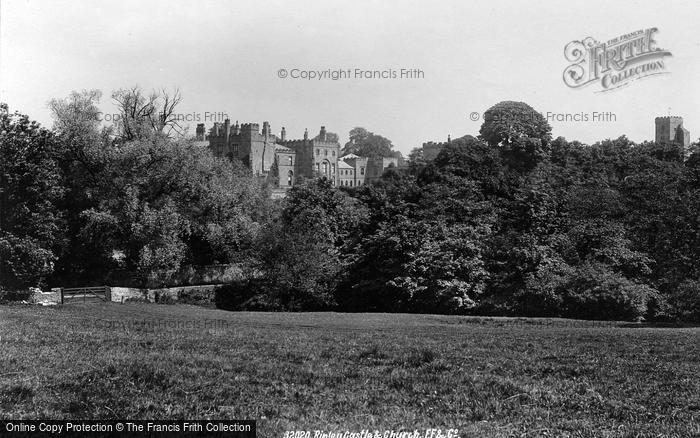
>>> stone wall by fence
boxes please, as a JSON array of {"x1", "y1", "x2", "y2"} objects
[{"x1": 29, "y1": 287, "x2": 61, "y2": 306}]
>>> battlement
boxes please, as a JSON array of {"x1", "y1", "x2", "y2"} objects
[
  {"x1": 239, "y1": 123, "x2": 260, "y2": 133},
  {"x1": 655, "y1": 114, "x2": 690, "y2": 150},
  {"x1": 277, "y1": 139, "x2": 310, "y2": 146}
]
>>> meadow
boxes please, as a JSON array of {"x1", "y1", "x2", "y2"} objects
[{"x1": 0, "y1": 303, "x2": 698, "y2": 437}]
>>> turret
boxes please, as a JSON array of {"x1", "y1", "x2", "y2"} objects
[
  {"x1": 195, "y1": 123, "x2": 205, "y2": 141},
  {"x1": 319, "y1": 126, "x2": 327, "y2": 141},
  {"x1": 281, "y1": 127, "x2": 286, "y2": 141},
  {"x1": 304, "y1": 128, "x2": 308, "y2": 140}
]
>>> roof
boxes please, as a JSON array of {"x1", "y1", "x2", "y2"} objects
[
  {"x1": 338, "y1": 160, "x2": 353, "y2": 169},
  {"x1": 341, "y1": 153, "x2": 360, "y2": 160}
]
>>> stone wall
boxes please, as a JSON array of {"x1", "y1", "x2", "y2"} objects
[
  {"x1": 110, "y1": 287, "x2": 148, "y2": 303},
  {"x1": 30, "y1": 287, "x2": 61, "y2": 306}
]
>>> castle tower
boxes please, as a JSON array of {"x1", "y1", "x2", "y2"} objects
[
  {"x1": 280, "y1": 127, "x2": 286, "y2": 141},
  {"x1": 655, "y1": 116, "x2": 690, "y2": 147},
  {"x1": 319, "y1": 126, "x2": 327, "y2": 141},
  {"x1": 195, "y1": 123, "x2": 205, "y2": 141}
]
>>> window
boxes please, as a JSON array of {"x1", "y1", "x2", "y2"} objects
[
  {"x1": 324, "y1": 149, "x2": 328, "y2": 156},
  {"x1": 332, "y1": 150, "x2": 336, "y2": 157},
  {"x1": 288, "y1": 156, "x2": 293, "y2": 165},
  {"x1": 332, "y1": 163, "x2": 336, "y2": 174},
  {"x1": 287, "y1": 170, "x2": 293, "y2": 186},
  {"x1": 323, "y1": 162, "x2": 328, "y2": 175},
  {"x1": 360, "y1": 167, "x2": 365, "y2": 175},
  {"x1": 316, "y1": 163, "x2": 320, "y2": 173},
  {"x1": 316, "y1": 149, "x2": 320, "y2": 155}
]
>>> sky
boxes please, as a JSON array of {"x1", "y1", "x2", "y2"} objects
[{"x1": 1, "y1": 0, "x2": 699, "y2": 155}]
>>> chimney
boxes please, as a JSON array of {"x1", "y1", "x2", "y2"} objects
[
  {"x1": 304, "y1": 128, "x2": 308, "y2": 140},
  {"x1": 447, "y1": 134, "x2": 451, "y2": 143},
  {"x1": 320, "y1": 126, "x2": 327, "y2": 141},
  {"x1": 281, "y1": 127, "x2": 286, "y2": 141},
  {"x1": 224, "y1": 118, "x2": 230, "y2": 144}
]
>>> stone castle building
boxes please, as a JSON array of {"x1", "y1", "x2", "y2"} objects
[
  {"x1": 655, "y1": 116, "x2": 691, "y2": 153},
  {"x1": 198, "y1": 120, "x2": 398, "y2": 191}
]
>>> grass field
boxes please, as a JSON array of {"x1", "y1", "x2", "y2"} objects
[{"x1": 0, "y1": 303, "x2": 698, "y2": 437}]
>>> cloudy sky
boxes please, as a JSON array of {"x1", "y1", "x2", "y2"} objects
[{"x1": 1, "y1": 0, "x2": 698, "y2": 154}]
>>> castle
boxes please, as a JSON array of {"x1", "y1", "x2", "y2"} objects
[
  {"x1": 197, "y1": 120, "x2": 399, "y2": 191},
  {"x1": 655, "y1": 116, "x2": 691, "y2": 154}
]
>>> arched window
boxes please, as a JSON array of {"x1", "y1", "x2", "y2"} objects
[
  {"x1": 287, "y1": 170, "x2": 293, "y2": 186},
  {"x1": 323, "y1": 161, "x2": 328, "y2": 175},
  {"x1": 288, "y1": 156, "x2": 293, "y2": 165}
]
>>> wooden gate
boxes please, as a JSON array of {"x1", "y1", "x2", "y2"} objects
[{"x1": 60, "y1": 286, "x2": 110, "y2": 304}]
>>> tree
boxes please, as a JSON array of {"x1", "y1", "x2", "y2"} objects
[
  {"x1": 0, "y1": 104, "x2": 65, "y2": 289},
  {"x1": 340, "y1": 171, "x2": 495, "y2": 313},
  {"x1": 342, "y1": 127, "x2": 402, "y2": 159},
  {"x1": 47, "y1": 88, "x2": 269, "y2": 286},
  {"x1": 111, "y1": 86, "x2": 184, "y2": 141},
  {"x1": 254, "y1": 178, "x2": 366, "y2": 310},
  {"x1": 479, "y1": 101, "x2": 552, "y2": 147},
  {"x1": 427, "y1": 135, "x2": 504, "y2": 196},
  {"x1": 407, "y1": 147, "x2": 426, "y2": 168},
  {"x1": 48, "y1": 90, "x2": 116, "y2": 284}
]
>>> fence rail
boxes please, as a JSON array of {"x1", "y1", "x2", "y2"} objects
[{"x1": 60, "y1": 286, "x2": 110, "y2": 304}]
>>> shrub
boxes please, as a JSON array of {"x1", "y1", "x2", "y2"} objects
[
  {"x1": 176, "y1": 288, "x2": 216, "y2": 307},
  {"x1": 0, "y1": 287, "x2": 32, "y2": 304},
  {"x1": 668, "y1": 280, "x2": 700, "y2": 322},
  {"x1": 560, "y1": 264, "x2": 661, "y2": 321},
  {"x1": 214, "y1": 280, "x2": 260, "y2": 311}
]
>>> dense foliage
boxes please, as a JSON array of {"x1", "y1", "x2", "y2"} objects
[{"x1": 1, "y1": 95, "x2": 699, "y2": 321}]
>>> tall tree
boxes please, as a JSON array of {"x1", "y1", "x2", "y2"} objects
[
  {"x1": 342, "y1": 127, "x2": 401, "y2": 159},
  {"x1": 0, "y1": 104, "x2": 65, "y2": 289},
  {"x1": 111, "y1": 86, "x2": 184, "y2": 141}
]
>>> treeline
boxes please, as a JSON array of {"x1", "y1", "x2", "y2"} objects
[{"x1": 1, "y1": 93, "x2": 699, "y2": 321}]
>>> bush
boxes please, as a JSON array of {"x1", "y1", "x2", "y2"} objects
[
  {"x1": 560, "y1": 264, "x2": 661, "y2": 321},
  {"x1": 668, "y1": 280, "x2": 700, "y2": 322},
  {"x1": 176, "y1": 288, "x2": 216, "y2": 307},
  {"x1": 0, "y1": 287, "x2": 32, "y2": 304},
  {"x1": 214, "y1": 280, "x2": 261, "y2": 311}
]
